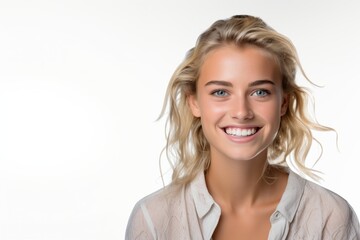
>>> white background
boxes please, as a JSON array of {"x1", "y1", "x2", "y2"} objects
[{"x1": 0, "y1": 0, "x2": 359, "y2": 239}]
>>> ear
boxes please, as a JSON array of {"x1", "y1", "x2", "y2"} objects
[
  {"x1": 280, "y1": 93, "x2": 289, "y2": 116},
  {"x1": 187, "y1": 94, "x2": 201, "y2": 117}
]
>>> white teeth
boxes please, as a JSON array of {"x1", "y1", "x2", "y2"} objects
[{"x1": 225, "y1": 128, "x2": 257, "y2": 137}]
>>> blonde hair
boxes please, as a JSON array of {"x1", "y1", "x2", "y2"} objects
[{"x1": 159, "y1": 15, "x2": 333, "y2": 185}]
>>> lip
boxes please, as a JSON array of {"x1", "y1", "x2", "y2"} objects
[{"x1": 221, "y1": 125, "x2": 262, "y2": 143}]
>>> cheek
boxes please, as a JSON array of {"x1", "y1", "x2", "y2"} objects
[
  {"x1": 258, "y1": 103, "x2": 282, "y2": 124},
  {"x1": 201, "y1": 105, "x2": 227, "y2": 124},
  {"x1": 198, "y1": 101, "x2": 227, "y2": 134},
  {"x1": 198, "y1": 97, "x2": 226, "y2": 116},
  {"x1": 259, "y1": 105, "x2": 282, "y2": 141}
]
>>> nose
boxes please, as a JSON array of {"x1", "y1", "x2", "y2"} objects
[{"x1": 230, "y1": 97, "x2": 254, "y2": 120}]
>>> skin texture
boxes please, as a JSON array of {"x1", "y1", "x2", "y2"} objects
[{"x1": 188, "y1": 44, "x2": 289, "y2": 239}]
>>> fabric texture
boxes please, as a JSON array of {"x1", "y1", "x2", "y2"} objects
[{"x1": 125, "y1": 169, "x2": 360, "y2": 240}]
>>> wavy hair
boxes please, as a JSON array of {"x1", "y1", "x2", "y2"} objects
[{"x1": 159, "y1": 15, "x2": 333, "y2": 185}]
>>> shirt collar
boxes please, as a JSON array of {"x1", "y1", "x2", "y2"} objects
[
  {"x1": 189, "y1": 168, "x2": 306, "y2": 222},
  {"x1": 190, "y1": 171, "x2": 217, "y2": 218},
  {"x1": 275, "y1": 169, "x2": 306, "y2": 222}
]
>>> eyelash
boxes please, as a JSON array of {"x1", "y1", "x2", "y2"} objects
[
  {"x1": 251, "y1": 89, "x2": 271, "y2": 97},
  {"x1": 210, "y1": 89, "x2": 271, "y2": 97},
  {"x1": 211, "y1": 89, "x2": 229, "y2": 97}
]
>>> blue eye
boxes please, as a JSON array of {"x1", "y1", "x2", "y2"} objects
[
  {"x1": 212, "y1": 89, "x2": 229, "y2": 97},
  {"x1": 252, "y1": 89, "x2": 270, "y2": 97}
]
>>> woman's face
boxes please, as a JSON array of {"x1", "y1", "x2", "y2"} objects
[{"x1": 188, "y1": 44, "x2": 288, "y2": 163}]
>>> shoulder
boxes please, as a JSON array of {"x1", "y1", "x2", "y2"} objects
[
  {"x1": 296, "y1": 177, "x2": 360, "y2": 237},
  {"x1": 125, "y1": 184, "x2": 186, "y2": 239},
  {"x1": 137, "y1": 183, "x2": 185, "y2": 218},
  {"x1": 302, "y1": 179, "x2": 353, "y2": 215}
]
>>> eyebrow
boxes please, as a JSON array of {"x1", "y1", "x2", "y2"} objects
[
  {"x1": 204, "y1": 79, "x2": 275, "y2": 87},
  {"x1": 205, "y1": 80, "x2": 233, "y2": 87},
  {"x1": 249, "y1": 79, "x2": 275, "y2": 87}
]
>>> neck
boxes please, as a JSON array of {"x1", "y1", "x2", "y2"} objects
[{"x1": 205, "y1": 151, "x2": 278, "y2": 210}]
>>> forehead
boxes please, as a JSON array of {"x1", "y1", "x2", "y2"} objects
[{"x1": 199, "y1": 44, "x2": 281, "y2": 84}]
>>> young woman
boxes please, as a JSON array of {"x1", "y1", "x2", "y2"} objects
[{"x1": 125, "y1": 15, "x2": 360, "y2": 239}]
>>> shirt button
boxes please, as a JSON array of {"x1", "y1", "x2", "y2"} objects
[{"x1": 274, "y1": 211, "x2": 280, "y2": 219}]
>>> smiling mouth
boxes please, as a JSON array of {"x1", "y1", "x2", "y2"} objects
[{"x1": 224, "y1": 127, "x2": 260, "y2": 137}]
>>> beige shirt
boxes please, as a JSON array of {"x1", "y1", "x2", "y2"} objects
[{"x1": 126, "y1": 169, "x2": 360, "y2": 239}]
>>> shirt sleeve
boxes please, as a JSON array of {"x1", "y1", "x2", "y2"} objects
[
  {"x1": 125, "y1": 202, "x2": 156, "y2": 240},
  {"x1": 331, "y1": 203, "x2": 360, "y2": 239}
]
